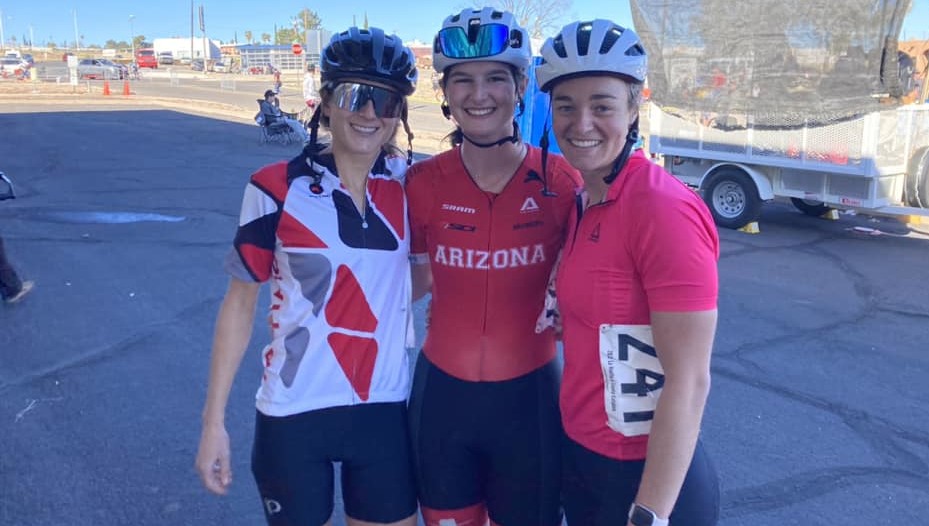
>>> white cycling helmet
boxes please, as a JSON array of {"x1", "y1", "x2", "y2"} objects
[
  {"x1": 432, "y1": 7, "x2": 531, "y2": 74},
  {"x1": 536, "y1": 19, "x2": 647, "y2": 93}
]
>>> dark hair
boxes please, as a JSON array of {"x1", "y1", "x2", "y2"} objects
[{"x1": 263, "y1": 89, "x2": 275, "y2": 99}]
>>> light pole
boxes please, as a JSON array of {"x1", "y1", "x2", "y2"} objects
[{"x1": 129, "y1": 15, "x2": 135, "y2": 62}]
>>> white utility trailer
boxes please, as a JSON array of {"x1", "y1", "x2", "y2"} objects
[
  {"x1": 648, "y1": 103, "x2": 929, "y2": 228},
  {"x1": 632, "y1": 0, "x2": 928, "y2": 228}
]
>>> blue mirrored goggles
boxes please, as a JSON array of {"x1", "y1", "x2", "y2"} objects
[
  {"x1": 331, "y1": 82, "x2": 405, "y2": 118},
  {"x1": 436, "y1": 23, "x2": 512, "y2": 60}
]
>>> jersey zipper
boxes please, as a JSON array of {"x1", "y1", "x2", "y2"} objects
[
  {"x1": 479, "y1": 192, "x2": 494, "y2": 378},
  {"x1": 352, "y1": 189, "x2": 369, "y2": 404},
  {"x1": 567, "y1": 193, "x2": 585, "y2": 256}
]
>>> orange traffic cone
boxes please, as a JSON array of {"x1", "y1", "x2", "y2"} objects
[
  {"x1": 122, "y1": 80, "x2": 131, "y2": 96},
  {"x1": 102, "y1": 80, "x2": 111, "y2": 96}
]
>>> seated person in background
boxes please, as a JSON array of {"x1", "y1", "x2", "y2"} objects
[{"x1": 257, "y1": 89, "x2": 309, "y2": 142}]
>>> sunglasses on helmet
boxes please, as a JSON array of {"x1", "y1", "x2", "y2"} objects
[
  {"x1": 436, "y1": 23, "x2": 516, "y2": 60},
  {"x1": 331, "y1": 82, "x2": 405, "y2": 118}
]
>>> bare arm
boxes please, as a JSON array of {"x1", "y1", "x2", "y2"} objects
[
  {"x1": 630, "y1": 309, "x2": 717, "y2": 522},
  {"x1": 411, "y1": 255, "x2": 433, "y2": 301},
  {"x1": 194, "y1": 278, "x2": 261, "y2": 495}
]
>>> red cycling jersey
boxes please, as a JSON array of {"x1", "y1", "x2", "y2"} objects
[
  {"x1": 407, "y1": 146, "x2": 581, "y2": 382},
  {"x1": 557, "y1": 150, "x2": 719, "y2": 460}
]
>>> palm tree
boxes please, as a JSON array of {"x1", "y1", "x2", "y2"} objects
[
  {"x1": 261, "y1": 33, "x2": 271, "y2": 44},
  {"x1": 244, "y1": 30, "x2": 252, "y2": 44}
]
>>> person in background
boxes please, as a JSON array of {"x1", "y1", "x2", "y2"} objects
[
  {"x1": 405, "y1": 7, "x2": 581, "y2": 526},
  {"x1": 272, "y1": 66, "x2": 283, "y2": 94},
  {"x1": 195, "y1": 26, "x2": 420, "y2": 526},
  {"x1": 0, "y1": 235, "x2": 34, "y2": 304},
  {"x1": 257, "y1": 89, "x2": 310, "y2": 142},
  {"x1": 304, "y1": 64, "x2": 321, "y2": 110},
  {"x1": 536, "y1": 19, "x2": 720, "y2": 526},
  {"x1": 1, "y1": 174, "x2": 34, "y2": 305}
]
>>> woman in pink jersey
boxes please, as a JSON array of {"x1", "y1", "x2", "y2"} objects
[
  {"x1": 536, "y1": 20, "x2": 721, "y2": 526},
  {"x1": 195, "y1": 27, "x2": 420, "y2": 526},
  {"x1": 405, "y1": 7, "x2": 580, "y2": 526}
]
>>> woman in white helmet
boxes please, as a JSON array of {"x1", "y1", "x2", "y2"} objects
[
  {"x1": 405, "y1": 7, "x2": 581, "y2": 526},
  {"x1": 536, "y1": 19, "x2": 720, "y2": 526}
]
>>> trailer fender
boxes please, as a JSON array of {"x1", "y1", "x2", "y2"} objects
[
  {"x1": 700, "y1": 163, "x2": 774, "y2": 201},
  {"x1": 905, "y1": 147, "x2": 929, "y2": 209}
]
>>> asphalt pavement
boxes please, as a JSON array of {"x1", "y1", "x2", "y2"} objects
[{"x1": 1, "y1": 101, "x2": 928, "y2": 526}]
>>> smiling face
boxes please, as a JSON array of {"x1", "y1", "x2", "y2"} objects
[
  {"x1": 550, "y1": 75, "x2": 639, "y2": 182},
  {"x1": 323, "y1": 80, "x2": 400, "y2": 159},
  {"x1": 442, "y1": 61, "x2": 526, "y2": 143}
]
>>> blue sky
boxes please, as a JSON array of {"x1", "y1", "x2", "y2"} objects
[
  {"x1": 1, "y1": 1, "x2": 927, "y2": 48},
  {"x1": 0, "y1": 0, "x2": 634, "y2": 48}
]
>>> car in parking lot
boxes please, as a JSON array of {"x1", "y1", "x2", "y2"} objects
[
  {"x1": 0, "y1": 57, "x2": 25, "y2": 78},
  {"x1": 212, "y1": 60, "x2": 228, "y2": 73},
  {"x1": 158, "y1": 52, "x2": 174, "y2": 65},
  {"x1": 76, "y1": 58, "x2": 122, "y2": 80},
  {"x1": 97, "y1": 58, "x2": 128, "y2": 79},
  {"x1": 136, "y1": 49, "x2": 158, "y2": 69},
  {"x1": 190, "y1": 59, "x2": 205, "y2": 71}
]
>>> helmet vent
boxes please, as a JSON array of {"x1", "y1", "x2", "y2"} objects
[
  {"x1": 576, "y1": 23, "x2": 593, "y2": 56},
  {"x1": 552, "y1": 34, "x2": 567, "y2": 59},
  {"x1": 600, "y1": 26, "x2": 620, "y2": 55}
]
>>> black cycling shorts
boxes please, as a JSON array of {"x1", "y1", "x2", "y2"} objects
[
  {"x1": 562, "y1": 434, "x2": 720, "y2": 526},
  {"x1": 251, "y1": 402, "x2": 418, "y2": 526},
  {"x1": 408, "y1": 353, "x2": 563, "y2": 526}
]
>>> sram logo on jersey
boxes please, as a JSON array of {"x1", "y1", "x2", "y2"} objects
[
  {"x1": 434, "y1": 243, "x2": 546, "y2": 269},
  {"x1": 441, "y1": 203, "x2": 476, "y2": 214}
]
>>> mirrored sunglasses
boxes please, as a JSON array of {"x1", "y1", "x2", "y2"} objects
[
  {"x1": 436, "y1": 23, "x2": 512, "y2": 60},
  {"x1": 331, "y1": 82, "x2": 404, "y2": 118}
]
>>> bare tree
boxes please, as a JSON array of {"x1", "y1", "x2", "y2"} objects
[{"x1": 474, "y1": 0, "x2": 573, "y2": 39}]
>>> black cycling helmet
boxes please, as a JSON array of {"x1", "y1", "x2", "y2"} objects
[{"x1": 321, "y1": 26, "x2": 418, "y2": 95}]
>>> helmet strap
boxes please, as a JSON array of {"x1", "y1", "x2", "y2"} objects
[
  {"x1": 603, "y1": 119, "x2": 640, "y2": 185},
  {"x1": 300, "y1": 105, "x2": 325, "y2": 190},
  {"x1": 461, "y1": 120, "x2": 520, "y2": 149},
  {"x1": 539, "y1": 98, "x2": 557, "y2": 197}
]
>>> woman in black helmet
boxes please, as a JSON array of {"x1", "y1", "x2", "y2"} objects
[
  {"x1": 195, "y1": 26, "x2": 419, "y2": 526},
  {"x1": 536, "y1": 19, "x2": 720, "y2": 526}
]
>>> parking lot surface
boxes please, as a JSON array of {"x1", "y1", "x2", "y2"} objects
[{"x1": 0, "y1": 106, "x2": 927, "y2": 526}]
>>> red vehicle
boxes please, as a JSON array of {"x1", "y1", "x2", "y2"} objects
[{"x1": 135, "y1": 48, "x2": 158, "y2": 69}]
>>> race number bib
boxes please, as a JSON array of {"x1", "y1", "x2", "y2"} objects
[{"x1": 599, "y1": 324, "x2": 664, "y2": 437}]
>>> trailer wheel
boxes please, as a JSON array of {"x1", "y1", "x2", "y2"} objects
[
  {"x1": 702, "y1": 168, "x2": 763, "y2": 229},
  {"x1": 905, "y1": 148, "x2": 929, "y2": 208},
  {"x1": 790, "y1": 198, "x2": 832, "y2": 217}
]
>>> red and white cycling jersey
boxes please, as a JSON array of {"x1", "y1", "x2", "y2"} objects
[
  {"x1": 406, "y1": 146, "x2": 581, "y2": 381},
  {"x1": 225, "y1": 151, "x2": 413, "y2": 417},
  {"x1": 557, "y1": 150, "x2": 719, "y2": 460}
]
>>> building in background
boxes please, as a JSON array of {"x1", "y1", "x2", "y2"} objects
[
  {"x1": 153, "y1": 37, "x2": 221, "y2": 62},
  {"x1": 238, "y1": 29, "x2": 331, "y2": 73}
]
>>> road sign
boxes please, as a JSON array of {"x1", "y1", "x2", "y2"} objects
[{"x1": 292, "y1": 43, "x2": 303, "y2": 55}]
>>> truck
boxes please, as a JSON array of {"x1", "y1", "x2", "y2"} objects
[{"x1": 630, "y1": 0, "x2": 929, "y2": 228}]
